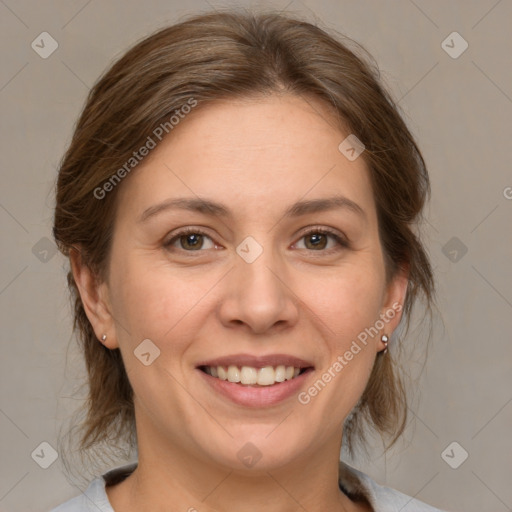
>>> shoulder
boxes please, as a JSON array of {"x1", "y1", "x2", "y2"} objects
[
  {"x1": 49, "y1": 463, "x2": 137, "y2": 512},
  {"x1": 49, "y1": 478, "x2": 111, "y2": 512},
  {"x1": 339, "y1": 461, "x2": 449, "y2": 512}
]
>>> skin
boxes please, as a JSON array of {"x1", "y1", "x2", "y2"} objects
[{"x1": 72, "y1": 93, "x2": 408, "y2": 512}]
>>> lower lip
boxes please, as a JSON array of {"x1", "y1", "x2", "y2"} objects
[{"x1": 197, "y1": 369, "x2": 313, "y2": 407}]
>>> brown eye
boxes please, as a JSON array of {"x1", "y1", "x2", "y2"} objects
[
  {"x1": 180, "y1": 233, "x2": 205, "y2": 250},
  {"x1": 165, "y1": 230, "x2": 216, "y2": 251},
  {"x1": 304, "y1": 233, "x2": 328, "y2": 250},
  {"x1": 295, "y1": 229, "x2": 347, "y2": 251}
]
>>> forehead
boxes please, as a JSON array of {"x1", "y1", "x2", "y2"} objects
[{"x1": 115, "y1": 94, "x2": 376, "y2": 222}]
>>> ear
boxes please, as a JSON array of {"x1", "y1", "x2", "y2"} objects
[
  {"x1": 69, "y1": 247, "x2": 119, "y2": 349},
  {"x1": 379, "y1": 264, "x2": 409, "y2": 347}
]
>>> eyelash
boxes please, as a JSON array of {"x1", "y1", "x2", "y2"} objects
[
  {"x1": 164, "y1": 226, "x2": 349, "y2": 253},
  {"x1": 297, "y1": 227, "x2": 350, "y2": 251}
]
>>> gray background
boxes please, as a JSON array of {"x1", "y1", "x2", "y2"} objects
[{"x1": 1, "y1": 1, "x2": 511, "y2": 511}]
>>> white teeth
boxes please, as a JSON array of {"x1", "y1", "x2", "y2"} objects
[
  {"x1": 274, "y1": 365, "x2": 286, "y2": 382},
  {"x1": 204, "y1": 364, "x2": 304, "y2": 385},
  {"x1": 227, "y1": 365, "x2": 241, "y2": 383},
  {"x1": 240, "y1": 366, "x2": 258, "y2": 385},
  {"x1": 256, "y1": 366, "x2": 275, "y2": 386}
]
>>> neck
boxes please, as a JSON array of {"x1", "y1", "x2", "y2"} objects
[{"x1": 106, "y1": 425, "x2": 364, "y2": 512}]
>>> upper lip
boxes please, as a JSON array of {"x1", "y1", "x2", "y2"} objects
[{"x1": 196, "y1": 353, "x2": 314, "y2": 369}]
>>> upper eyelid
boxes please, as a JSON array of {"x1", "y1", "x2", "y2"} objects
[
  {"x1": 296, "y1": 225, "x2": 345, "y2": 238},
  {"x1": 165, "y1": 227, "x2": 217, "y2": 247},
  {"x1": 292, "y1": 228, "x2": 348, "y2": 249}
]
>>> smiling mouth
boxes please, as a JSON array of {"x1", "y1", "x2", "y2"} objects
[{"x1": 199, "y1": 365, "x2": 312, "y2": 386}]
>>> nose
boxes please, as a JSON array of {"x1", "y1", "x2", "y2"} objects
[{"x1": 218, "y1": 247, "x2": 300, "y2": 335}]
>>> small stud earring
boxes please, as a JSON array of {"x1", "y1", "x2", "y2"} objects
[
  {"x1": 101, "y1": 334, "x2": 107, "y2": 341},
  {"x1": 381, "y1": 334, "x2": 389, "y2": 354}
]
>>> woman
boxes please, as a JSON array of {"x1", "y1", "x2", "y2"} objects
[{"x1": 51, "y1": 10, "x2": 445, "y2": 512}]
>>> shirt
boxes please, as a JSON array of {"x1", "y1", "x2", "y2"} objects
[{"x1": 50, "y1": 460, "x2": 448, "y2": 512}]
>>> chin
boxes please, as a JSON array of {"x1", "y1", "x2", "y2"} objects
[{"x1": 202, "y1": 426, "x2": 308, "y2": 473}]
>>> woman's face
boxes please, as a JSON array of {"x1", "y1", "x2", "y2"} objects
[{"x1": 92, "y1": 94, "x2": 407, "y2": 471}]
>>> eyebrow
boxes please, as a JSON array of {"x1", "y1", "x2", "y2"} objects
[{"x1": 138, "y1": 195, "x2": 366, "y2": 223}]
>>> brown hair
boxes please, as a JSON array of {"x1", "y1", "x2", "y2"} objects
[{"x1": 53, "y1": 9, "x2": 434, "y2": 472}]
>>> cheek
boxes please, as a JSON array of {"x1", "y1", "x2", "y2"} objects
[
  {"x1": 298, "y1": 260, "x2": 385, "y2": 346},
  {"x1": 108, "y1": 253, "x2": 211, "y2": 348},
  {"x1": 294, "y1": 259, "x2": 384, "y2": 412}
]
